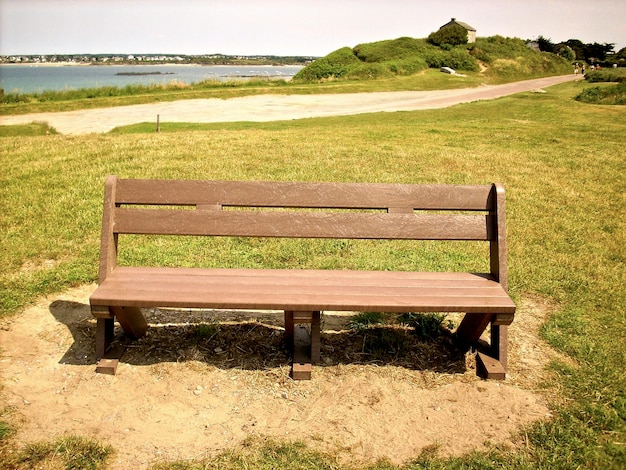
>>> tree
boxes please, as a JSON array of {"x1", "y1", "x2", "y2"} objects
[
  {"x1": 562, "y1": 39, "x2": 615, "y2": 62},
  {"x1": 585, "y1": 42, "x2": 615, "y2": 63},
  {"x1": 428, "y1": 24, "x2": 468, "y2": 48},
  {"x1": 555, "y1": 44, "x2": 576, "y2": 62},
  {"x1": 537, "y1": 35, "x2": 556, "y2": 53}
]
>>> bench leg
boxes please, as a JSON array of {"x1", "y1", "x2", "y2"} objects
[
  {"x1": 455, "y1": 312, "x2": 493, "y2": 347},
  {"x1": 491, "y1": 324, "x2": 509, "y2": 370},
  {"x1": 92, "y1": 305, "x2": 148, "y2": 375},
  {"x1": 111, "y1": 306, "x2": 148, "y2": 340},
  {"x1": 456, "y1": 313, "x2": 511, "y2": 380},
  {"x1": 284, "y1": 311, "x2": 321, "y2": 380},
  {"x1": 95, "y1": 317, "x2": 114, "y2": 359}
]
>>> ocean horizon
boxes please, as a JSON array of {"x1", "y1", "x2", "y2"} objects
[{"x1": 0, "y1": 64, "x2": 303, "y2": 94}]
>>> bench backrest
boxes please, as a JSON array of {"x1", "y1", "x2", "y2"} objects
[{"x1": 98, "y1": 176, "x2": 508, "y2": 290}]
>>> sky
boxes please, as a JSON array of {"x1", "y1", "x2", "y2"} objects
[{"x1": 1, "y1": 0, "x2": 624, "y2": 57}]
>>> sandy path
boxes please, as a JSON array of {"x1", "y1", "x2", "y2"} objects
[{"x1": 0, "y1": 75, "x2": 576, "y2": 134}]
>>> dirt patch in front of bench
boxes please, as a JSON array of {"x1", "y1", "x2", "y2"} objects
[{"x1": 0, "y1": 285, "x2": 569, "y2": 468}]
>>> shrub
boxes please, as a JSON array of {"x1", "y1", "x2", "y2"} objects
[
  {"x1": 428, "y1": 24, "x2": 468, "y2": 47},
  {"x1": 575, "y1": 82, "x2": 626, "y2": 105},
  {"x1": 421, "y1": 47, "x2": 478, "y2": 72},
  {"x1": 384, "y1": 57, "x2": 429, "y2": 75},
  {"x1": 556, "y1": 44, "x2": 576, "y2": 62},
  {"x1": 353, "y1": 37, "x2": 426, "y2": 62},
  {"x1": 584, "y1": 68, "x2": 626, "y2": 83},
  {"x1": 471, "y1": 36, "x2": 533, "y2": 63},
  {"x1": 292, "y1": 47, "x2": 359, "y2": 81},
  {"x1": 345, "y1": 63, "x2": 393, "y2": 80}
]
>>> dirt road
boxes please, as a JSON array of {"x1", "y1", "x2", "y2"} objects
[{"x1": 0, "y1": 75, "x2": 576, "y2": 134}]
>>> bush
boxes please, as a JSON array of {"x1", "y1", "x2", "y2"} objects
[
  {"x1": 345, "y1": 63, "x2": 393, "y2": 80},
  {"x1": 471, "y1": 36, "x2": 534, "y2": 63},
  {"x1": 353, "y1": 37, "x2": 426, "y2": 62},
  {"x1": 584, "y1": 68, "x2": 626, "y2": 83},
  {"x1": 428, "y1": 24, "x2": 468, "y2": 47},
  {"x1": 292, "y1": 47, "x2": 360, "y2": 81},
  {"x1": 384, "y1": 57, "x2": 429, "y2": 75},
  {"x1": 575, "y1": 82, "x2": 626, "y2": 105},
  {"x1": 421, "y1": 47, "x2": 478, "y2": 72}
]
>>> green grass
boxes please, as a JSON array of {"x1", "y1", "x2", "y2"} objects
[
  {"x1": 1, "y1": 80, "x2": 625, "y2": 468},
  {"x1": 10, "y1": 436, "x2": 113, "y2": 469},
  {"x1": 294, "y1": 36, "x2": 570, "y2": 82},
  {"x1": 0, "y1": 121, "x2": 58, "y2": 136},
  {"x1": 576, "y1": 82, "x2": 626, "y2": 105}
]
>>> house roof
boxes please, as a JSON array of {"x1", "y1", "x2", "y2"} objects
[{"x1": 441, "y1": 18, "x2": 476, "y2": 32}]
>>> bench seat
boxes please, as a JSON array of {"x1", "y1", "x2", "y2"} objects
[{"x1": 91, "y1": 266, "x2": 515, "y2": 314}]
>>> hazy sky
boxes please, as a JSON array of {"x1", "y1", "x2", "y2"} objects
[{"x1": 1, "y1": 0, "x2": 624, "y2": 56}]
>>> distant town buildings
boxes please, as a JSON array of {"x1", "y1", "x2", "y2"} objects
[{"x1": 0, "y1": 54, "x2": 313, "y2": 65}]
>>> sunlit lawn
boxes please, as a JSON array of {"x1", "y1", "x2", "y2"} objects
[{"x1": 0, "y1": 80, "x2": 624, "y2": 468}]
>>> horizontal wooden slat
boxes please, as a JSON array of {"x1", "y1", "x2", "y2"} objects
[
  {"x1": 106, "y1": 267, "x2": 497, "y2": 283},
  {"x1": 90, "y1": 267, "x2": 515, "y2": 314},
  {"x1": 109, "y1": 266, "x2": 497, "y2": 282},
  {"x1": 115, "y1": 179, "x2": 494, "y2": 211},
  {"x1": 97, "y1": 279, "x2": 508, "y2": 299},
  {"x1": 113, "y1": 208, "x2": 492, "y2": 240}
]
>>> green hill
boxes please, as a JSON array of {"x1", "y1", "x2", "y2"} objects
[{"x1": 294, "y1": 35, "x2": 571, "y2": 82}]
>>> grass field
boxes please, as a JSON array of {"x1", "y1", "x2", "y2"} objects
[{"x1": 1, "y1": 79, "x2": 625, "y2": 468}]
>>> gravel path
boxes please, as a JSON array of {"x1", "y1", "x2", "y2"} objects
[{"x1": 0, "y1": 75, "x2": 577, "y2": 134}]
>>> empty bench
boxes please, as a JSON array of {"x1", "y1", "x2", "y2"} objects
[{"x1": 90, "y1": 176, "x2": 515, "y2": 379}]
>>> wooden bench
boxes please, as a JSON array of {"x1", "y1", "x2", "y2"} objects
[{"x1": 90, "y1": 176, "x2": 515, "y2": 379}]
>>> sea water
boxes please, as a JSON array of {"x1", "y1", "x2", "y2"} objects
[{"x1": 0, "y1": 64, "x2": 303, "y2": 94}]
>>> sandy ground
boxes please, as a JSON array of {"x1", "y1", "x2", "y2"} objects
[
  {"x1": 0, "y1": 75, "x2": 576, "y2": 134},
  {"x1": 0, "y1": 284, "x2": 573, "y2": 468}
]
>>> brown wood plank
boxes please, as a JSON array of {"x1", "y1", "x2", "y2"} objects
[
  {"x1": 490, "y1": 183, "x2": 509, "y2": 290},
  {"x1": 98, "y1": 175, "x2": 119, "y2": 284},
  {"x1": 455, "y1": 312, "x2": 494, "y2": 345},
  {"x1": 91, "y1": 285, "x2": 514, "y2": 313},
  {"x1": 113, "y1": 208, "x2": 492, "y2": 240},
  {"x1": 115, "y1": 179, "x2": 494, "y2": 211},
  {"x1": 93, "y1": 269, "x2": 511, "y2": 292},
  {"x1": 491, "y1": 324, "x2": 509, "y2": 369},
  {"x1": 96, "y1": 276, "x2": 510, "y2": 297},
  {"x1": 476, "y1": 352, "x2": 506, "y2": 380},
  {"x1": 111, "y1": 306, "x2": 148, "y2": 340},
  {"x1": 108, "y1": 266, "x2": 499, "y2": 283},
  {"x1": 95, "y1": 317, "x2": 114, "y2": 359},
  {"x1": 94, "y1": 268, "x2": 510, "y2": 295},
  {"x1": 95, "y1": 344, "x2": 126, "y2": 375}
]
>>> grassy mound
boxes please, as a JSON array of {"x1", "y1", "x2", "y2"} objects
[{"x1": 294, "y1": 35, "x2": 571, "y2": 82}]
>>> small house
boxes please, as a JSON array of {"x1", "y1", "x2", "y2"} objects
[{"x1": 439, "y1": 18, "x2": 477, "y2": 43}]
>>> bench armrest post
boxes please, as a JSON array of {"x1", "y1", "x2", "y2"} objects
[
  {"x1": 490, "y1": 183, "x2": 509, "y2": 292},
  {"x1": 98, "y1": 175, "x2": 119, "y2": 285}
]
